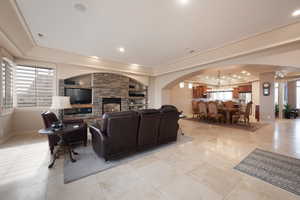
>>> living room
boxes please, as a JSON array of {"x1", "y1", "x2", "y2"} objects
[{"x1": 2, "y1": 0, "x2": 300, "y2": 200}]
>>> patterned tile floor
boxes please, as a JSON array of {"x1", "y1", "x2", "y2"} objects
[{"x1": 1, "y1": 119, "x2": 300, "y2": 200}]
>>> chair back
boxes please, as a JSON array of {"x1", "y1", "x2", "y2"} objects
[
  {"x1": 224, "y1": 101, "x2": 235, "y2": 109},
  {"x1": 137, "y1": 109, "x2": 162, "y2": 150},
  {"x1": 158, "y1": 106, "x2": 180, "y2": 144},
  {"x1": 244, "y1": 101, "x2": 253, "y2": 117},
  {"x1": 198, "y1": 101, "x2": 207, "y2": 115},
  {"x1": 192, "y1": 101, "x2": 200, "y2": 113},
  {"x1": 208, "y1": 102, "x2": 218, "y2": 115},
  {"x1": 102, "y1": 111, "x2": 139, "y2": 156},
  {"x1": 41, "y1": 111, "x2": 59, "y2": 128}
]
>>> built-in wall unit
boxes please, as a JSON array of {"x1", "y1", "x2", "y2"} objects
[{"x1": 60, "y1": 73, "x2": 148, "y2": 120}]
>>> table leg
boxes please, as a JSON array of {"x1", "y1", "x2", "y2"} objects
[
  {"x1": 48, "y1": 149, "x2": 59, "y2": 168},
  {"x1": 226, "y1": 111, "x2": 230, "y2": 124}
]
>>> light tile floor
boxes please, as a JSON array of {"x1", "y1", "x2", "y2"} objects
[{"x1": 1, "y1": 119, "x2": 300, "y2": 200}]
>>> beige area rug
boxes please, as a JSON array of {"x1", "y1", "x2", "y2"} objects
[{"x1": 184, "y1": 118, "x2": 269, "y2": 132}]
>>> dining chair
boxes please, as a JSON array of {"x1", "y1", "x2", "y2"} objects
[
  {"x1": 198, "y1": 101, "x2": 208, "y2": 120},
  {"x1": 232, "y1": 101, "x2": 253, "y2": 125},
  {"x1": 207, "y1": 102, "x2": 224, "y2": 123},
  {"x1": 192, "y1": 100, "x2": 200, "y2": 118}
]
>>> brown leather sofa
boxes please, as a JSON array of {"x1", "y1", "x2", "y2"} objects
[
  {"x1": 41, "y1": 111, "x2": 88, "y2": 154},
  {"x1": 89, "y1": 106, "x2": 180, "y2": 161},
  {"x1": 89, "y1": 111, "x2": 139, "y2": 161},
  {"x1": 158, "y1": 106, "x2": 180, "y2": 144},
  {"x1": 137, "y1": 109, "x2": 162, "y2": 150}
]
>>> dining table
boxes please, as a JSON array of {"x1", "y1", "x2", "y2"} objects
[{"x1": 218, "y1": 107, "x2": 240, "y2": 124}]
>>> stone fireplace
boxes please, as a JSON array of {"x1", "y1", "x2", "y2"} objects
[{"x1": 102, "y1": 98, "x2": 121, "y2": 114}]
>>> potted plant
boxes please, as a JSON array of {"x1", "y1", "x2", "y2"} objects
[
  {"x1": 283, "y1": 104, "x2": 292, "y2": 119},
  {"x1": 275, "y1": 104, "x2": 279, "y2": 118}
]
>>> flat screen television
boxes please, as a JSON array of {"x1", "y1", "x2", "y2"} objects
[{"x1": 65, "y1": 88, "x2": 92, "y2": 104}]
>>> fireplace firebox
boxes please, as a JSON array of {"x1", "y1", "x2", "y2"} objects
[{"x1": 102, "y1": 98, "x2": 121, "y2": 114}]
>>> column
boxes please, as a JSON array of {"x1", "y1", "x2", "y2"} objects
[
  {"x1": 278, "y1": 82, "x2": 284, "y2": 119},
  {"x1": 259, "y1": 72, "x2": 275, "y2": 121}
]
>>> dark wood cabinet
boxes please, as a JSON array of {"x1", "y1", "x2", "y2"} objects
[
  {"x1": 232, "y1": 85, "x2": 252, "y2": 99},
  {"x1": 238, "y1": 85, "x2": 252, "y2": 93},
  {"x1": 193, "y1": 86, "x2": 207, "y2": 98},
  {"x1": 233, "y1": 88, "x2": 239, "y2": 99}
]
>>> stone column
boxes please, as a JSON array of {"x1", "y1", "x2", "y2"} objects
[{"x1": 259, "y1": 72, "x2": 275, "y2": 121}]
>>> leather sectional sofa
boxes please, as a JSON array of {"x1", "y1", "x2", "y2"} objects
[{"x1": 89, "y1": 106, "x2": 180, "y2": 161}]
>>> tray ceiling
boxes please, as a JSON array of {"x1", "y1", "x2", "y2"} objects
[{"x1": 16, "y1": 0, "x2": 300, "y2": 68}]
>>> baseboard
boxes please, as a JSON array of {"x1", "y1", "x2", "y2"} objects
[
  {"x1": 0, "y1": 134, "x2": 14, "y2": 144},
  {"x1": 12, "y1": 130, "x2": 39, "y2": 136}
]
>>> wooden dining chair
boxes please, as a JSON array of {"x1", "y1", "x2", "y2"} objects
[
  {"x1": 198, "y1": 101, "x2": 208, "y2": 120},
  {"x1": 224, "y1": 101, "x2": 235, "y2": 109},
  {"x1": 232, "y1": 101, "x2": 253, "y2": 125},
  {"x1": 192, "y1": 101, "x2": 200, "y2": 118},
  {"x1": 207, "y1": 102, "x2": 224, "y2": 123}
]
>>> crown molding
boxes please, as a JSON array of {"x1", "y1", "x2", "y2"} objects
[
  {"x1": 154, "y1": 21, "x2": 300, "y2": 76},
  {"x1": 3, "y1": 0, "x2": 300, "y2": 78}
]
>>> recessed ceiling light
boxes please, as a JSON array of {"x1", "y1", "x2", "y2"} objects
[
  {"x1": 178, "y1": 0, "x2": 189, "y2": 5},
  {"x1": 91, "y1": 56, "x2": 99, "y2": 59},
  {"x1": 246, "y1": 72, "x2": 251, "y2": 76},
  {"x1": 292, "y1": 9, "x2": 300, "y2": 17},
  {"x1": 118, "y1": 47, "x2": 125, "y2": 53},
  {"x1": 130, "y1": 64, "x2": 140, "y2": 69},
  {"x1": 74, "y1": 3, "x2": 87, "y2": 12},
  {"x1": 241, "y1": 70, "x2": 247, "y2": 74}
]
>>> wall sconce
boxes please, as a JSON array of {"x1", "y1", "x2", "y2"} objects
[
  {"x1": 179, "y1": 82, "x2": 185, "y2": 88},
  {"x1": 188, "y1": 83, "x2": 193, "y2": 89}
]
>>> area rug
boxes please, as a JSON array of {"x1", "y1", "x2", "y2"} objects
[
  {"x1": 64, "y1": 134, "x2": 193, "y2": 184},
  {"x1": 184, "y1": 118, "x2": 268, "y2": 132},
  {"x1": 234, "y1": 148, "x2": 300, "y2": 196}
]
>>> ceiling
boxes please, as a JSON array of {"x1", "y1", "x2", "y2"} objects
[
  {"x1": 16, "y1": 0, "x2": 300, "y2": 68},
  {"x1": 187, "y1": 65, "x2": 300, "y2": 86}
]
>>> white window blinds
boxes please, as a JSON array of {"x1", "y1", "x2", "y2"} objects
[
  {"x1": 1, "y1": 59, "x2": 13, "y2": 111},
  {"x1": 16, "y1": 65, "x2": 55, "y2": 107}
]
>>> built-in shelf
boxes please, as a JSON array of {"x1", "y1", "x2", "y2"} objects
[
  {"x1": 128, "y1": 97, "x2": 146, "y2": 99},
  {"x1": 129, "y1": 104, "x2": 148, "y2": 107},
  {"x1": 64, "y1": 85, "x2": 92, "y2": 89},
  {"x1": 71, "y1": 104, "x2": 93, "y2": 108}
]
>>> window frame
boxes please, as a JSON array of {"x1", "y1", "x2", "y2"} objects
[
  {"x1": 1, "y1": 57, "x2": 14, "y2": 115},
  {"x1": 15, "y1": 64, "x2": 56, "y2": 108}
]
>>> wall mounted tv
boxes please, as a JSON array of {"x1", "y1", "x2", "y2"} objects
[{"x1": 65, "y1": 88, "x2": 92, "y2": 104}]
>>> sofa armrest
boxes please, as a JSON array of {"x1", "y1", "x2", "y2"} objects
[{"x1": 89, "y1": 125, "x2": 106, "y2": 141}]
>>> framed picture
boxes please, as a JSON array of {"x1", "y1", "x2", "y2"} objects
[{"x1": 262, "y1": 82, "x2": 271, "y2": 96}]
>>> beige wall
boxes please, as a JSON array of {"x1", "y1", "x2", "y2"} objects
[
  {"x1": 149, "y1": 42, "x2": 300, "y2": 108},
  {"x1": 0, "y1": 48, "x2": 14, "y2": 142},
  {"x1": 11, "y1": 59, "x2": 150, "y2": 134},
  {"x1": 170, "y1": 84, "x2": 193, "y2": 116},
  {"x1": 251, "y1": 81, "x2": 260, "y2": 117},
  {"x1": 259, "y1": 72, "x2": 275, "y2": 121},
  {"x1": 288, "y1": 80, "x2": 297, "y2": 109}
]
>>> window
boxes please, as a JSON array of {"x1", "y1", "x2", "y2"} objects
[
  {"x1": 208, "y1": 91, "x2": 233, "y2": 101},
  {"x1": 297, "y1": 81, "x2": 300, "y2": 108},
  {"x1": 274, "y1": 82, "x2": 279, "y2": 105},
  {"x1": 15, "y1": 65, "x2": 55, "y2": 107},
  {"x1": 1, "y1": 59, "x2": 13, "y2": 112}
]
